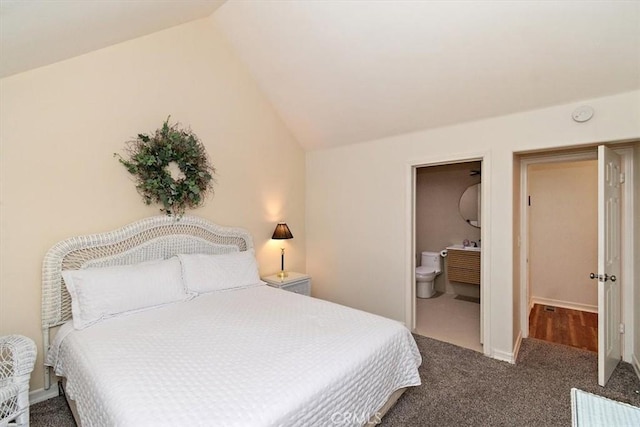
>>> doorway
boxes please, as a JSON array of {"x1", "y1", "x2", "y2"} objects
[
  {"x1": 413, "y1": 161, "x2": 483, "y2": 353},
  {"x1": 526, "y1": 159, "x2": 598, "y2": 352},
  {"x1": 518, "y1": 145, "x2": 635, "y2": 385}
]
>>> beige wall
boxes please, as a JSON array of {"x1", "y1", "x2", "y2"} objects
[
  {"x1": 306, "y1": 90, "x2": 640, "y2": 360},
  {"x1": 0, "y1": 16, "x2": 306, "y2": 391},
  {"x1": 416, "y1": 162, "x2": 481, "y2": 295},
  {"x1": 527, "y1": 161, "x2": 598, "y2": 310}
]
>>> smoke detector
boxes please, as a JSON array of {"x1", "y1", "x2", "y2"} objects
[{"x1": 572, "y1": 106, "x2": 594, "y2": 123}]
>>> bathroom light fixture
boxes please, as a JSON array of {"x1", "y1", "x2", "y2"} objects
[{"x1": 272, "y1": 222, "x2": 293, "y2": 279}]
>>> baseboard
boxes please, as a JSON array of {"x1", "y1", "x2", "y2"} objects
[
  {"x1": 512, "y1": 330, "x2": 523, "y2": 363},
  {"x1": 492, "y1": 348, "x2": 516, "y2": 364},
  {"x1": 29, "y1": 386, "x2": 59, "y2": 405},
  {"x1": 530, "y1": 297, "x2": 597, "y2": 313},
  {"x1": 521, "y1": 301, "x2": 535, "y2": 339},
  {"x1": 632, "y1": 353, "x2": 640, "y2": 381}
]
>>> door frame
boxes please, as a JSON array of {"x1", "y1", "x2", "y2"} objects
[
  {"x1": 519, "y1": 146, "x2": 635, "y2": 362},
  {"x1": 406, "y1": 150, "x2": 491, "y2": 356}
]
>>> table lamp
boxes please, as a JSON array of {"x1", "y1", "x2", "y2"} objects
[{"x1": 272, "y1": 222, "x2": 293, "y2": 278}]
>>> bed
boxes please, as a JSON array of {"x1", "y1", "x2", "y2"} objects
[{"x1": 42, "y1": 215, "x2": 421, "y2": 426}]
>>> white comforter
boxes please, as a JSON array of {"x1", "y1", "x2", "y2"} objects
[{"x1": 47, "y1": 285, "x2": 421, "y2": 426}]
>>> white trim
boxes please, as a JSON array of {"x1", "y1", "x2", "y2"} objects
[
  {"x1": 617, "y1": 147, "x2": 635, "y2": 363},
  {"x1": 512, "y1": 329, "x2": 523, "y2": 363},
  {"x1": 405, "y1": 150, "x2": 491, "y2": 357},
  {"x1": 405, "y1": 164, "x2": 417, "y2": 331},
  {"x1": 530, "y1": 297, "x2": 598, "y2": 314},
  {"x1": 480, "y1": 154, "x2": 491, "y2": 350},
  {"x1": 518, "y1": 146, "x2": 635, "y2": 364},
  {"x1": 492, "y1": 348, "x2": 516, "y2": 364},
  {"x1": 29, "y1": 386, "x2": 59, "y2": 405}
]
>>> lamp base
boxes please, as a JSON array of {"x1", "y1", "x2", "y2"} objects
[{"x1": 277, "y1": 270, "x2": 289, "y2": 279}]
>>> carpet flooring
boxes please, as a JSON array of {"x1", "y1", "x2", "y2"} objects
[
  {"x1": 381, "y1": 335, "x2": 640, "y2": 426},
  {"x1": 30, "y1": 336, "x2": 640, "y2": 426}
]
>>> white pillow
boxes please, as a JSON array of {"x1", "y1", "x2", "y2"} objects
[
  {"x1": 62, "y1": 257, "x2": 188, "y2": 330},
  {"x1": 178, "y1": 250, "x2": 261, "y2": 294}
]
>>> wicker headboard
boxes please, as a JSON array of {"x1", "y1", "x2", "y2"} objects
[
  {"x1": 42, "y1": 215, "x2": 253, "y2": 330},
  {"x1": 41, "y1": 215, "x2": 253, "y2": 389}
]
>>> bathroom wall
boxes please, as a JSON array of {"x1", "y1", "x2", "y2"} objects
[
  {"x1": 416, "y1": 161, "x2": 481, "y2": 296},
  {"x1": 528, "y1": 160, "x2": 598, "y2": 311}
]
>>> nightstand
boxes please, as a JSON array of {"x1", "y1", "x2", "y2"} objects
[{"x1": 262, "y1": 272, "x2": 311, "y2": 296}]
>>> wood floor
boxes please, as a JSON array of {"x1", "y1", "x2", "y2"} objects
[{"x1": 529, "y1": 304, "x2": 598, "y2": 352}]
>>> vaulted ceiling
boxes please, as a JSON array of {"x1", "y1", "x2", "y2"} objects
[
  {"x1": 0, "y1": 0, "x2": 226, "y2": 78},
  {"x1": 2, "y1": 1, "x2": 639, "y2": 151}
]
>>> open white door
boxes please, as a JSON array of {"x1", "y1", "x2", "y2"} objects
[{"x1": 596, "y1": 145, "x2": 622, "y2": 386}]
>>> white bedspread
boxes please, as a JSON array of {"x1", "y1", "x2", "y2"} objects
[{"x1": 47, "y1": 285, "x2": 421, "y2": 426}]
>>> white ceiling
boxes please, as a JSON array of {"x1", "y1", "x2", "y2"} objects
[
  {"x1": 214, "y1": 1, "x2": 640, "y2": 150},
  {"x1": 1, "y1": 1, "x2": 639, "y2": 151},
  {"x1": 0, "y1": 0, "x2": 226, "y2": 78}
]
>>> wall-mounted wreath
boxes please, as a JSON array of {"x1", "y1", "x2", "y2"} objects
[{"x1": 115, "y1": 117, "x2": 215, "y2": 217}]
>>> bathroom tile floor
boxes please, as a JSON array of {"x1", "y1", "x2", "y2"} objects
[{"x1": 414, "y1": 292, "x2": 483, "y2": 353}]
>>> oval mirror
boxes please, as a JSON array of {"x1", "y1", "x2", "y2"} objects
[{"x1": 459, "y1": 183, "x2": 481, "y2": 228}]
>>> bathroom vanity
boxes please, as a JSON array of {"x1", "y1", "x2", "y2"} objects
[{"x1": 446, "y1": 245, "x2": 480, "y2": 285}]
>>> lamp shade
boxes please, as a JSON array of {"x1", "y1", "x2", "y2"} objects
[{"x1": 272, "y1": 223, "x2": 293, "y2": 240}]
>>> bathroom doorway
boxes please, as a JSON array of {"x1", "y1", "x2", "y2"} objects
[{"x1": 413, "y1": 161, "x2": 483, "y2": 352}]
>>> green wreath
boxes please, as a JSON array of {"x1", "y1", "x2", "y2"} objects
[{"x1": 115, "y1": 117, "x2": 215, "y2": 217}]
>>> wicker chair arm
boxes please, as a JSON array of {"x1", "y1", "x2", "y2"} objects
[
  {"x1": 0, "y1": 335, "x2": 37, "y2": 381},
  {"x1": 0, "y1": 383, "x2": 20, "y2": 402}
]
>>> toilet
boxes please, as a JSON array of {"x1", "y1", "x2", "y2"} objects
[{"x1": 416, "y1": 251, "x2": 442, "y2": 298}]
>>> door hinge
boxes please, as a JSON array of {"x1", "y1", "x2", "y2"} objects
[
  {"x1": 619, "y1": 323, "x2": 625, "y2": 334},
  {"x1": 620, "y1": 172, "x2": 625, "y2": 184}
]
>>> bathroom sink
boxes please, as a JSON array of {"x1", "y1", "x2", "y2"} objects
[{"x1": 446, "y1": 244, "x2": 481, "y2": 252}]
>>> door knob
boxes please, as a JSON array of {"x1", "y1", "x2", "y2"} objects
[{"x1": 589, "y1": 273, "x2": 616, "y2": 282}]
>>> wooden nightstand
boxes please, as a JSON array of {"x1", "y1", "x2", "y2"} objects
[{"x1": 262, "y1": 272, "x2": 311, "y2": 296}]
